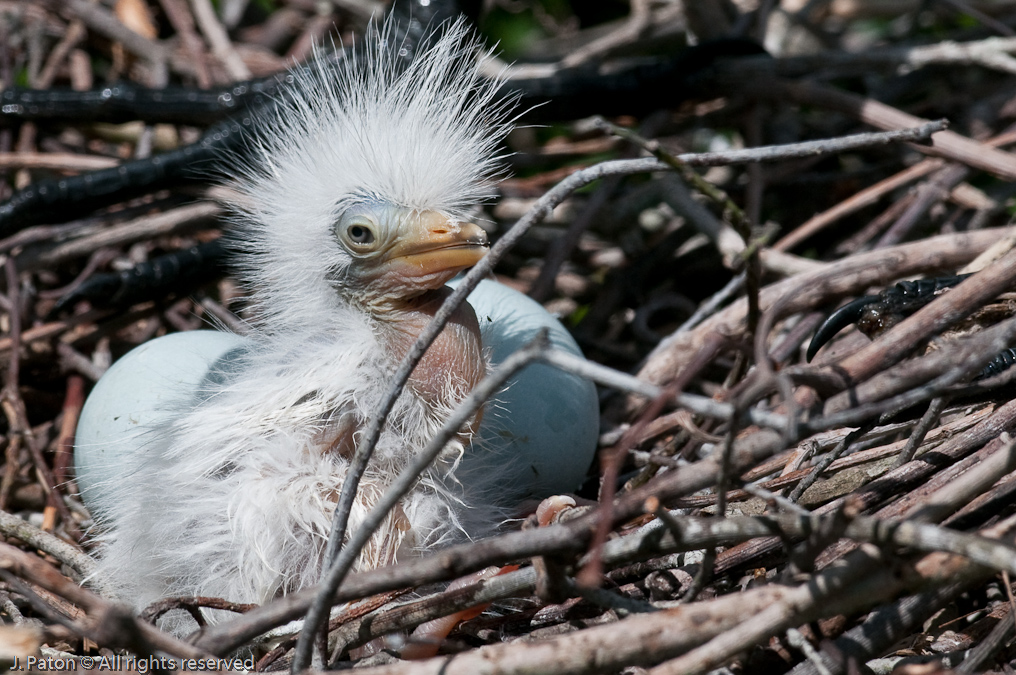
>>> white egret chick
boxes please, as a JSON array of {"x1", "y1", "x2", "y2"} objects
[{"x1": 74, "y1": 17, "x2": 599, "y2": 623}]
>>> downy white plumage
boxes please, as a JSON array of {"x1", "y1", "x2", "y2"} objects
[{"x1": 86, "y1": 18, "x2": 517, "y2": 614}]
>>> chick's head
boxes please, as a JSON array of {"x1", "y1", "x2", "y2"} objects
[{"x1": 224, "y1": 18, "x2": 514, "y2": 329}]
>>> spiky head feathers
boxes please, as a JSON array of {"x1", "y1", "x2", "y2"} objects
[{"x1": 227, "y1": 18, "x2": 513, "y2": 328}]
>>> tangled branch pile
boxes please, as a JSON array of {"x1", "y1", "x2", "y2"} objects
[{"x1": 5, "y1": 0, "x2": 1016, "y2": 673}]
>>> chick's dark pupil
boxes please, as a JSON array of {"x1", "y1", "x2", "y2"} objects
[{"x1": 349, "y1": 225, "x2": 373, "y2": 244}]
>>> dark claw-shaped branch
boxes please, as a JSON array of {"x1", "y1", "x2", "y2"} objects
[
  {"x1": 806, "y1": 295, "x2": 879, "y2": 362},
  {"x1": 807, "y1": 274, "x2": 973, "y2": 362}
]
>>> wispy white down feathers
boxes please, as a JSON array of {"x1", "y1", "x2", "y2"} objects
[
  {"x1": 229, "y1": 17, "x2": 513, "y2": 332},
  {"x1": 88, "y1": 17, "x2": 514, "y2": 628}
]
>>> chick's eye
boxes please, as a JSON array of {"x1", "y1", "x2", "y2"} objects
[{"x1": 347, "y1": 224, "x2": 375, "y2": 245}]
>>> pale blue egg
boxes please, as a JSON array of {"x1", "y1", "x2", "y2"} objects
[
  {"x1": 75, "y1": 331, "x2": 247, "y2": 516},
  {"x1": 449, "y1": 278, "x2": 599, "y2": 504}
]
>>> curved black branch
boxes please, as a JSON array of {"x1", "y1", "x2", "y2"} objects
[
  {"x1": 0, "y1": 117, "x2": 252, "y2": 235},
  {"x1": 0, "y1": 75, "x2": 293, "y2": 127}
]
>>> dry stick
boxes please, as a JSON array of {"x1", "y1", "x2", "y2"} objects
[
  {"x1": 716, "y1": 396, "x2": 1016, "y2": 579},
  {"x1": 0, "y1": 152, "x2": 119, "y2": 172},
  {"x1": 594, "y1": 116, "x2": 763, "y2": 340},
  {"x1": 527, "y1": 172, "x2": 617, "y2": 302},
  {"x1": 139, "y1": 596, "x2": 258, "y2": 624},
  {"x1": 774, "y1": 126, "x2": 1016, "y2": 253},
  {"x1": 343, "y1": 587, "x2": 798, "y2": 675},
  {"x1": 892, "y1": 396, "x2": 947, "y2": 469},
  {"x1": 677, "y1": 409, "x2": 992, "y2": 508},
  {"x1": 0, "y1": 542, "x2": 212, "y2": 659},
  {"x1": 330, "y1": 567, "x2": 537, "y2": 658},
  {"x1": 834, "y1": 190, "x2": 917, "y2": 255},
  {"x1": 895, "y1": 432, "x2": 1016, "y2": 524},
  {"x1": 770, "y1": 160, "x2": 942, "y2": 252},
  {"x1": 944, "y1": 470, "x2": 1016, "y2": 530},
  {"x1": 58, "y1": 343, "x2": 107, "y2": 382},
  {"x1": 786, "y1": 627, "x2": 832, "y2": 675},
  {"x1": 0, "y1": 260, "x2": 75, "y2": 532},
  {"x1": 788, "y1": 422, "x2": 875, "y2": 503},
  {"x1": 539, "y1": 348, "x2": 789, "y2": 432},
  {"x1": 560, "y1": 0, "x2": 651, "y2": 68},
  {"x1": 0, "y1": 220, "x2": 99, "y2": 255},
  {"x1": 54, "y1": 0, "x2": 169, "y2": 82},
  {"x1": 645, "y1": 559, "x2": 923, "y2": 675},
  {"x1": 721, "y1": 399, "x2": 1016, "y2": 575},
  {"x1": 0, "y1": 509, "x2": 95, "y2": 582},
  {"x1": 790, "y1": 582, "x2": 972, "y2": 675},
  {"x1": 53, "y1": 373, "x2": 84, "y2": 493},
  {"x1": 876, "y1": 162, "x2": 971, "y2": 247},
  {"x1": 0, "y1": 307, "x2": 114, "y2": 355},
  {"x1": 0, "y1": 252, "x2": 18, "y2": 506},
  {"x1": 742, "y1": 480, "x2": 811, "y2": 516},
  {"x1": 620, "y1": 511, "x2": 1016, "y2": 584},
  {"x1": 598, "y1": 507, "x2": 1016, "y2": 590},
  {"x1": 15, "y1": 201, "x2": 222, "y2": 270},
  {"x1": 36, "y1": 20, "x2": 86, "y2": 89},
  {"x1": 189, "y1": 0, "x2": 251, "y2": 81},
  {"x1": 528, "y1": 113, "x2": 669, "y2": 303},
  {"x1": 956, "y1": 588, "x2": 1016, "y2": 672},
  {"x1": 769, "y1": 80, "x2": 1016, "y2": 180},
  {"x1": 937, "y1": 0, "x2": 1016, "y2": 36},
  {"x1": 1, "y1": 395, "x2": 79, "y2": 541},
  {"x1": 815, "y1": 418, "x2": 1016, "y2": 569},
  {"x1": 157, "y1": 0, "x2": 213, "y2": 89},
  {"x1": 0, "y1": 260, "x2": 20, "y2": 508},
  {"x1": 676, "y1": 272, "x2": 745, "y2": 334},
  {"x1": 579, "y1": 335, "x2": 724, "y2": 589},
  {"x1": 790, "y1": 448, "x2": 1016, "y2": 675},
  {"x1": 3, "y1": 256, "x2": 21, "y2": 393},
  {"x1": 720, "y1": 35, "x2": 1016, "y2": 80},
  {"x1": 285, "y1": 13, "x2": 338, "y2": 64},
  {"x1": 260, "y1": 591, "x2": 406, "y2": 671}
]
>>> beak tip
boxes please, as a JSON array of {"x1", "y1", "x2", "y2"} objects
[{"x1": 462, "y1": 222, "x2": 489, "y2": 248}]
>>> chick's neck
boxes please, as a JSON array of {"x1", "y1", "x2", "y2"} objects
[{"x1": 370, "y1": 286, "x2": 485, "y2": 427}]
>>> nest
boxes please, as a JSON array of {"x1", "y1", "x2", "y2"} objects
[{"x1": 4, "y1": 0, "x2": 1016, "y2": 673}]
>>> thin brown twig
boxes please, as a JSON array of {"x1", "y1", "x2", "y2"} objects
[{"x1": 189, "y1": 0, "x2": 252, "y2": 80}]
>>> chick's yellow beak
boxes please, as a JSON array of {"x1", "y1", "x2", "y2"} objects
[{"x1": 387, "y1": 211, "x2": 488, "y2": 276}]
